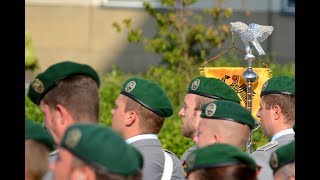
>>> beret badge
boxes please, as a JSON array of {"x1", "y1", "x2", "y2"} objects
[
  {"x1": 191, "y1": 79, "x2": 200, "y2": 90},
  {"x1": 125, "y1": 80, "x2": 136, "y2": 92},
  {"x1": 32, "y1": 78, "x2": 45, "y2": 94},
  {"x1": 65, "y1": 128, "x2": 82, "y2": 148},
  {"x1": 261, "y1": 81, "x2": 268, "y2": 92},
  {"x1": 270, "y1": 152, "x2": 278, "y2": 169},
  {"x1": 205, "y1": 103, "x2": 217, "y2": 117}
]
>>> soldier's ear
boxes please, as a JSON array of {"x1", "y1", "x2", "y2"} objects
[
  {"x1": 124, "y1": 111, "x2": 137, "y2": 126},
  {"x1": 212, "y1": 134, "x2": 219, "y2": 143},
  {"x1": 273, "y1": 105, "x2": 281, "y2": 120}
]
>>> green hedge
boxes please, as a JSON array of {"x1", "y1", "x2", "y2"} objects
[{"x1": 25, "y1": 58, "x2": 295, "y2": 157}]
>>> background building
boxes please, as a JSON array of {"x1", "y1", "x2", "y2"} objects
[{"x1": 25, "y1": 0, "x2": 295, "y2": 76}]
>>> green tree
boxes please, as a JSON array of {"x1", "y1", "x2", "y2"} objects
[
  {"x1": 112, "y1": 0, "x2": 232, "y2": 74},
  {"x1": 25, "y1": 31, "x2": 39, "y2": 71}
]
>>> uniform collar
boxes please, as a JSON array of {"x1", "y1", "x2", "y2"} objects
[
  {"x1": 271, "y1": 128, "x2": 295, "y2": 141},
  {"x1": 125, "y1": 134, "x2": 158, "y2": 144}
]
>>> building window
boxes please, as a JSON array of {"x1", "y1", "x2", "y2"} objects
[
  {"x1": 100, "y1": 0, "x2": 162, "y2": 8},
  {"x1": 281, "y1": 0, "x2": 295, "y2": 15}
]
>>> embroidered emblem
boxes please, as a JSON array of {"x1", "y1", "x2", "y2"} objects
[
  {"x1": 185, "y1": 152, "x2": 196, "y2": 170},
  {"x1": 205, "y1": 103, "x2": 217, "y2": 117},
  {"x1": 32, "y1": 78, "x2": 45, "y2": 94},
  {"x1": 221, "y1": 75, "x2": 230, "y2": 82},
  {"x1": 261, "y1": 80, "x2": 268, "y2": 92},
  {"x1": 191, "y1": 79, "x2": 200, "y2": 90},
  {"x1": 270, "y1": 152, "x2": 278, "y2": 169},
  {"x1": 182, "y1": 160, "x2": 188, "y2": 177},
  {"x1": 125, "y1": 80, "x2": 136, "y2": 92},
  {"x1": 65, "y1": 128, "x2": 82, "y2": 148}
]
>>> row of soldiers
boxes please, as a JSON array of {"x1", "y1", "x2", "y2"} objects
[{"x1": 25, "y1": 61, "x2": 295, "y2": 180}]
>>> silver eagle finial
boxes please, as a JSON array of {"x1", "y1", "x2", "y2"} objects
[{"x1": 230, "y1": 21, "x2": 274, "y2": 60}]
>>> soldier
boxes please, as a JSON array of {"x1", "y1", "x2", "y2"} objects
[
  {"x1": 25, "y1": 118, "x2": 55, "y2": 180},
  {"x1": 179, "y1": 76, "x2": 241, "y2": 169},
  {"x1": 51, "y1": 123, "x2": 143, "y2": 180},
  {"x1": 197, "y1": 99, "x2": 256, "y2": 149},
  {"x1": 250, "y1": 76, "x2": 295, "y2": 180},
  {"x1": 111, "y1": 77, "x2": 185, "y2": 180},
  {"x1": 27, "y1": 61, "x2": 100, "y2": 179},
  {"x1": 185, "y1": 143, "x2": 258, "y2": 180},
  {"x1": 269, "y1": 140, "x2": 295, "y2": 180}
]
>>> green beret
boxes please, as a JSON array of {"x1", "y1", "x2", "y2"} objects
[
  {"x1": 120, "y1": 77, "x2": 173, "y2": 117},
  {"x1": 187, "y1": 76, "x2": 241, "y2": 103},
  {"x1": 270, "y1": 140, "x2": 295, "y2": 172},
  {"x1": 25, "y1": 119, "x2": 55, "y2": 151},
  {"x1": 61, "y1": 123, "x2": 143, "y2": 176},
  {"x1": 260, "y1": 76, "x2": 295, "y2": 97},
  {"x1": 186, "y1": 143, "x2": 257, "y2": 174},
  {"x1": 27, "y1": 61, "x2": 100, "y2": 105},
  {"x1": 200, "y1": 100, "x2": 256, "y2": 129}
]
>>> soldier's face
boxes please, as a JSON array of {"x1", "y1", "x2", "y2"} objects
[
  {"x1": 40, "y1": 100, "x2": 60, "y2": 145},
  {"x1": 256, "y1": 99, "x2": 274, "y2": 138},
  {"x1": 111, "y1": 95, "x2": 127, "y2": 136},
  {"x1": 179, "y1": 94, "x2": 202, "y2": 139}
]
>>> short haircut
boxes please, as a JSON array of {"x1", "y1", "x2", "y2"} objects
[
  {"x1": 42, "y1": 75, "x2": 100, "y2": 123},
  {"x1": 124, "y1": 97, "x2": 164, "y2": 134},
  {"x1": 261, "y1": 94, "x2": 295, "y2": 124}
]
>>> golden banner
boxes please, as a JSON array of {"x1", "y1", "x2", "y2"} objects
[{"x1": 200, "y1": 67, "x2": 272, "y2": 120}]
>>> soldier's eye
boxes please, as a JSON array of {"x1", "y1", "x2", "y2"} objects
[{"x1": 183, "y1": 105, "x2": 187, "y2": 110}]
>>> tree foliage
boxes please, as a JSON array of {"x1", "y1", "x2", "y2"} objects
[
  {"x1": 25, "y1": 31, "x2": 39, "y2": 71},
  {"x1": 112, "y1": 0, "x2": 233, "y2": 73}
]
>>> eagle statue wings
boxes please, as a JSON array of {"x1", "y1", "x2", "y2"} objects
[{"x1": 230, "y1": 21, "x2": 274, "y2": 60}]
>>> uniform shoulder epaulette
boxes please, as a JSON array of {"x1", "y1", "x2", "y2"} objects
[
  {"x1": 164, "y1": 149, "x2": 176, "y2": 156},
  {"x1": 256, "y1": 141, "x2": 279, "y2": 151}
]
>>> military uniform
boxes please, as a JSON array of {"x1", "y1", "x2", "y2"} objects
[
  {"x1": 128, "y1": 135, "x2": 185, "y2": 180},
  {"x1": 251, "y1": 132, "x2": 295, "y2": 180},
  {"x1": 250, "y1": 76, "x2": 295, "y2": 180},
  {"x1": 180, "y1": 145, "x2": 197, "y2": 164},
  {"x1": 180, "y1": 76, "x2": 241, "y2": 173},
  {"x1": 117, "y1": 77, "x2": 185, "y2": 179}
]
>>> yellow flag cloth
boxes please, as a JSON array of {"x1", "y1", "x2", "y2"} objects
[{"x1": 200, "y1": 67, "x2": 272, "y2": 120}]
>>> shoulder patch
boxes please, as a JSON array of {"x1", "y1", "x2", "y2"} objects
[{"x1": 256, "y1": 141, "x2": 279, "y2": 151}]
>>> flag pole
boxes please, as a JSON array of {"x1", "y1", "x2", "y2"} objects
[{"x1": 243, "y1": 42, "x2": 260, "y2": 154}]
